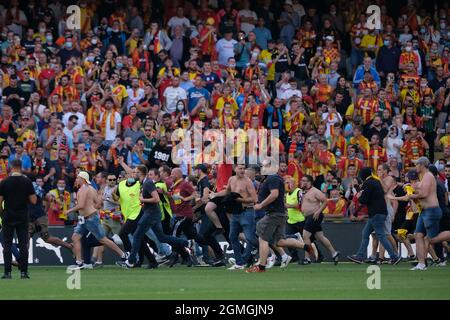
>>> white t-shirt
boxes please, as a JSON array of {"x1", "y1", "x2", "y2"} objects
[
  {"x1": 281, "y1": 88, "x2": 302, "y2": 101},
  {"x1": 276, "y1": 83, "x2": 292, "y2": 100},
  {"x1": 99, "y1": 111, "x2": 122, "y2": 141},
  {"x1": 238, "y1": 10, "x2": 257, "y2": 35},
  {"x1": 126, "y1": 88, "x2": 145, "y2": 111},
  {"x1": 385, "y1": 137, "x2": 403, "y2": 160},
  {"x1": 33, "y1": 104, "x2": 47, "y2": 118},
  {"x1": 216, "y1": 38, "x2": 238, "y2": 66},
  {"x1": 163, "y1": 86, "x2": 187, "y2": 113},
  {"x1": 62, "y1": 112, "x2": 86, "y2": 132},
  {"x1": 321, "y1": 112, "x2": 343, "y2": 138}
]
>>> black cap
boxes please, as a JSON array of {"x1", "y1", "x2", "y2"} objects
[
  {"x1": 194, "y1": 164, "x2": 208, "y2": 173},
  {"x1": 406, "y1": 170, "x2": 419, "y2": 180}
]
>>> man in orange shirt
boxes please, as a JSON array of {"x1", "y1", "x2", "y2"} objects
[{"x1": 355, "y1": 88, "x2": 377, "y2": 126}]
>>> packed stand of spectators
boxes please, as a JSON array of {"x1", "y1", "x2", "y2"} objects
[{"x1": 0, "y1": 0, "x2": 449, "y2": 255}]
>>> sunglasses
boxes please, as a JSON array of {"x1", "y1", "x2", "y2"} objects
[{"x1": 108, "y1": 178, "x2": 116, "y2": 181}]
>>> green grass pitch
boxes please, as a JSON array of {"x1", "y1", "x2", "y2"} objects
[{"x1": 1, "y1": 263, "x2": 449, "y2": 300}]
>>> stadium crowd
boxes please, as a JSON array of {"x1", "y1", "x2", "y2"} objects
[{"x1": 0, "y1": 0, "x2": 450, "y2": 272}]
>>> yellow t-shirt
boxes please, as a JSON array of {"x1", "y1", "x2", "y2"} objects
[
  {"x1": 404, "y1": 184, "x2": 422, "y2": 220},
  {"x1": 361, "y1": 34, "x2": 382, "y2": 52},
  {"x1": 111, "y1": 84, "x2": 129, "y2": 104},
  {"x1": 260, "y1": 50, "x2": 275, "y2": 81},
  {"x1": 439, "y1": 135, "x2": 450, "y2": 149}
]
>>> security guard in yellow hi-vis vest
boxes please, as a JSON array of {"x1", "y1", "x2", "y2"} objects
[{"x1": 284, "y1": 176, "x2": 306, "y2": 235}]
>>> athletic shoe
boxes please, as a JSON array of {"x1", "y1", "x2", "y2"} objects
[
  {"x1": 245, "y1": 255, "x2": 257, "y2": 268},
  {"x1": 332, "y1": 251, "x2": 340, "y2": 266},
  {"x1": 364, "y1": 257, "x2": 377, "y2": 264},
  {"x1": 227, "y1": 264, "x2": 244, "y2": 270},
  {"x1": 293, "y1": 232, "x2": 303, "y2": 241},
  {"x1": 266, "y1": 255, "x2": 276, "y2": 269},
  {"x1": 115, "y1": 260, "x2": 134, "y2": 269},
  {"x1": 20, "y1": 272, "x2": 30, "y2": 279},
  {"x1": 83, "y1": 264, "x2": 94, "y2": 269},
  {"x1": 168, "y1": 254, "x2": 179, "y2": 268},
  {"x1": 183, "y1": 255, "x2": 193, "y2": 267},
  {"x1": 410, "y1": 264, "x2": 427, "y2": 271},
  {"x1": 280, "y1": 255, "x2": 292, "y2": 268},
  {"x1": 347, "y1": 255, "x2": 363, "y2": 264},
  {"x1": 68, "y1": 262, "x2": 87, "y2": 270},
  {"x1": 93, "y1": 261, "x2": 103, "y2": 269},
  {"x1": 228, "y1": 257, "x2": 236, "y2": 265},
  {"x1": 1, "y1": 273, "x2": 11, "y2": 279},
  {"x1": 146, "y1": 261, "x2": 159, "y2": 269},
  {"x1": 391, "y1": 256, "x2": 402, "y2": 265},
  {"x1": 121, "y1": 251, "x2": 130, "y2": 261},
  {"x1": 211, "y1": 259, "x2": 226, "y2": 267},
  {"x1": 274, "y1": 259, "x2": 281, "y2": 267},
  {"x1": 245, "y1": 265, "x2": 266, "y2": 273},
  {"x1": 301, "y1": 258, "x2": 312, "y2": 265},
  {"x1": 407, "y1": 255, "x2": 417, "y2": 261},
  {"x1": 437, "y1": 261, "x2": 447, "y2": 267}
]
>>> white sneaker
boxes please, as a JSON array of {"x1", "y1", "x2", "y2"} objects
[
  {"x1": 437, "y1": 261, "x2": 447, "y2": 267},
  {"x1": 227, "y1": 264, "x2": 244, "y2": 270},
  {"x1": 84, "y1": 264, "x2": 93, "y2": 269},
  {"x1": 228, "y1": 257, "x2": 236, "y2": 265},
  {"x1": 410, "y1": 264, "x2": 427, "y2": 271},
  {"x1": 294, "y1": 232, "x2": 303, "y2": 241},
  {"x1": 266, "y1": 255, "x2": 276, "y2": 269},
  {"x1": 280, "y1": 255, "x2": 292, "y2": 268}
]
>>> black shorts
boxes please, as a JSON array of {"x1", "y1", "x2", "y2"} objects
[
  {"x1": 304, "y1": 213, "x2": 324, "y2": 234},
  {"x1": 440, "y1": 213, "x2": 450, "y2": 232},
  {"x1": 400, "y1": 215, "x2": 418, "y2": 235}
]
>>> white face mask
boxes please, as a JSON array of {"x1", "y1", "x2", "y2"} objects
[
  {"x1": 39, "y1": 28, "x2": 46, "y2": 33},
  {"x1": 57, "y1": 186, "x2": 65, "y2": 192},
  {"x1": 91, "y1": 38, "x2": 97, "y2": 45},
  {"x1": 405, "y1": 46, "x2": 412, "y2": 52}
]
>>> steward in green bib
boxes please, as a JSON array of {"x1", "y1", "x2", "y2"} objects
[{"x1": 285, "y1": 177, "x2": 305, "y2": 235}]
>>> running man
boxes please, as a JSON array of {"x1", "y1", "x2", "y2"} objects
[
  {"x1": 246, "y1": 167, "x2": 314, "y2": 273},
  {"x1": 376, "y1": 164, "x2": 398, "y2": 261},
  {"x1": 347, "y1": 167, "x2": 402, "y2": 265},
  {"x1": 68, "y1": 171, "x2": 127, "y2": 269},
  {"x1": 212, "y1": 164, "x2": 258, "y2": 270},
  {"x1": 408, "y1": 157, "x2": 442, "y2": 270},
  {"x1": 300, "y1": 175, "x2": 340, "y2": 265}
]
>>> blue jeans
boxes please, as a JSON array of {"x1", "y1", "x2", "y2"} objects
[
  {"x1": 145, "y1": 228, "x2": 171, "y2": 256},
  {"x1": 415, "y1": 207, "x2": 442, "y2": 238},
  {"x1": 355, "y1": 214, "x2": 399, "y2": 260},
  {"x1": 128, "y1": 211, "x2": 160, "y2": 264},
  {"x1": 229, "y1": 208, "x2": 257, "y2": 266},
  {"x1": 129, "y1": 210, "x2": 189, "y2": 264},
  {"x1": 74, "y1": 213, "x2": 106, "y2": 240}
]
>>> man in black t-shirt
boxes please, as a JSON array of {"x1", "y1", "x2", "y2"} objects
[
  {"x1": 194, "y1": 164, "x2": 226, "y2": 266},
  {"x1": 247, "y1": 165, "x2": 314, "y2": 273},
  {"x1": 0, "y1": 159, "x2": 37, "y2": 279}
]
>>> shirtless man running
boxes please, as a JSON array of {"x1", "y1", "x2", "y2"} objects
[
  {"x1": 212, "y1": 164, "x2": 258, "y2": 270},
  {"x1": 408, "y1": 157, "x2": 442, "y2": 271},
  {"x1": 376, "y1": 163, "x2": 398, "y2": 260},
  {"x1": 67, "y1": 171, "x2": 127, "y2": 269},
  {"x1": 301, "y1": 175, "x2": 340, "y2": 265}
]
